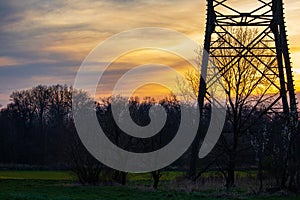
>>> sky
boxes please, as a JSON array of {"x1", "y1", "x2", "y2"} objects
[{"x1": 1, "y1": 0, "x2": 300, "y2": 106}]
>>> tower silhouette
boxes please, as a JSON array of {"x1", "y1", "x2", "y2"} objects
[
  {"x1": 202, "y1": 0, "x2": 298, "y2": 119},
  {"x1": 193, "y1": 0, "x2": 299, "y2": 187}
]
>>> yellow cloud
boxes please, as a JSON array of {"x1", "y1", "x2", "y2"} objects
[
  {"x1": 1, "y1": 0, "x2": 300, "y2": 105},
  {"x1": 95, "y1": 48, "x2": 197, "y2": 98}
]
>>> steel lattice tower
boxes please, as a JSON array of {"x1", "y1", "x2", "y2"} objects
[
  {"x1": 194, "y1": 0, "x2": 299, "y2": 186},
  {"x1": 200, "y1": 0, "x2": 298, "y2": 135}
]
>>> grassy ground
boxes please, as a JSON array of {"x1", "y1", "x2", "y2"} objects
[
  {"x1": 0, "y1": 170, "x2": 298, "y2": 200},
  {"x1": 0, "y1": 170, "x2": 253, "y2": 181},
  {"x1": 0, "y1": 170, "x2": 75, "y2": 180}
]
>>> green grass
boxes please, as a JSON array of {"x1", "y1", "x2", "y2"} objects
[
  {"x1": 0, "y1": 170, "x2": 185, "y2": 182},
  {"x1": 0, "y1": 170, "x2": 257, "y2": 181},
  {"x1": 0, "y1": 179, "x2": 210, "y2": 200},
  {"x1": 201, "y1": 170, "x2": 258, "y2": 178},
  {"x1": 0, "y1": 170, "x2": 75, "y2": 180},
  {"x1": 0, "y1": 179, "x2": 299, "y2": 200},
  {"x1": 128, "y1": 171, "x2": 185, "y2": 181},
  {"x1": 0, "y1": 170, "x2": 298, "y2": 200}
]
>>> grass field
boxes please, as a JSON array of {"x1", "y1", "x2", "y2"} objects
[
  {"x1": 0, "y1": 170, "x2": 75, "y2": 180},
  {"x1": 0, "y1": 170, "x2": 299, "y2": 200},
  {"x1": 0, "y1": 170, "x2": 254, "y2": 181}
]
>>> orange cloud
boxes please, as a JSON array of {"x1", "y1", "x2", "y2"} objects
[
  {"x1": 0, "y1": 56, "x2": 22, "y2": 67},
  {"x1": 1, "y1": 0, "x2": 300, "y2": 106}
]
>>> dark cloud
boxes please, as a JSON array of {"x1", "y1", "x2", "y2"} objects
[{"x1": 2, "y1": 0, "x2": 298, "y2": 107}]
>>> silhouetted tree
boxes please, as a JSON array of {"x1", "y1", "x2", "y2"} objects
[{"x1": 177, "y1": 27, "x2": 279, "y2": 189}]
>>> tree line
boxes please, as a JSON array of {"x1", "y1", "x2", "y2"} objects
[
  {"x1": 0, "y1": 84, "x2": 299, "y2": 191},
  {"x1": 0, "y1": 27, "x2": 299, "y2": 192}
]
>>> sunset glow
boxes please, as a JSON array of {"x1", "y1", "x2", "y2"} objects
[{"x1": 1, "y1": 0, "x2": 300, "y2": 105}]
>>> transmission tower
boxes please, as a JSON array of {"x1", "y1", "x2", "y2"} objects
[{"x1": 196, "y1": 0, "x2": 299, "y2": 187}]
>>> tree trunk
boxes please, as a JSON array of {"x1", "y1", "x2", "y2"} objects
[
  {"x1": 121, "y1": 172, "x2": 127, "y2": 186},
  {"x1": 189, "y1": 131, "x2": 201, "y2": 179},
  {"x1": 226, "y1": 154, "x2": 235, "y2": 189},
  {"x1": 258, "y1": 156, "x2": 263, "y2": 192},
  {"x1": 152, "y1": 170, "x2": 161, "y2": 190},
  {"x1": 226, "y1": 169, "x2": 235, "y2": 189}
]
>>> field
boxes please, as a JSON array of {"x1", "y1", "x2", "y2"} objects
[{"x1": 0, "y1": 170, "x2": 299, "y2": 200}]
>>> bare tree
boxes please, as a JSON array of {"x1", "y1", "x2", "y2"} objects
[
  {"x1": 67, "y1": 91, "x2": 103, "y2": 185},
  {"x1": 67, "y1": 129, "x2": 103, "y2": 185},
  {"x1": 214, "y1": 27, "x2": 279, "y2": 188},
  {"x1": 178, "y1": 27, "x2": 278, "y2": 189}
]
